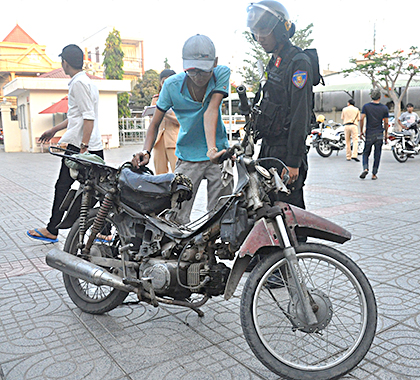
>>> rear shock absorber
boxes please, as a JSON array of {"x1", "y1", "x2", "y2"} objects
[
  {"x1": 78, "y1": 184, "x2": 93, "y2": 248},
  {"x1": 82, "y1": 192, "x2": 114, "y2": 255}
]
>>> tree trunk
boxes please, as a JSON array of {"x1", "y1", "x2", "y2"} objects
[{"x1": 391, "y1": 94, "x2": 401, "y2": 132}]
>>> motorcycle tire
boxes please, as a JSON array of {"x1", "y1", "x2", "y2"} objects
[
  {"x1": 240, "y1": 243, "x2": 377, "y2": 380},
  {"x1": 63, "y1": 208, "x2": 129, "y2": 314},
  {"x1": 357, "y1": 139, "x2": 365, "y2": 155},
  {"x1": 315, "y1": 139, "x2": 333, "y2": 157},
  {"x1": 392, "y1": 143, "x2": 408, "y2": 163}
]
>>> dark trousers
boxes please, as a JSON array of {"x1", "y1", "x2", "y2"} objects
[
  {"x1": 46, "y1": 144, "x2": 104, "y2": 236},
  {"x1": 362, "y1": 135, "x2": 383, "y2": 175},
  {"x1": 259, "y1": 142, "x2": 308, "y2": 210}
]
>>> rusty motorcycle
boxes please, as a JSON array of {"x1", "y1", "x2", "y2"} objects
[{"x1": 46, "y1": 87, "x2": 377, "y2": 380}]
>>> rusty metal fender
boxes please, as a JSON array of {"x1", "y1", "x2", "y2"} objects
[
  {"x1": 224, "y1": 218, "x2": 281, "y2": 300},
  {"x1": 283, "y1": 203, "x2": 352, "y2": 244}
]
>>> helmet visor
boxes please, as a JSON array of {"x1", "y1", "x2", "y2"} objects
[{"x1": 247, "y1": 4, "x2": 282, "y2": 37}]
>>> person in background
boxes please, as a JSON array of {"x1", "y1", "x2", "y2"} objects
[
  {"x1": 150, "y1": 69, "x2": 180, "y2": 174},
  {"x1": 27, "y1": 44, "x2": 103, "y2": 243},
  {"x1": 316, "y1": 114, "x2": 326, "y2": 128},
  {"x1": 398, "y1": 103, "x2": 419, "y2": 146},
  {"x1": 359, "y1": 89, "x2": 389, "y2": 180},
  {"x1": 341, "y1": 98, "x2": 360, "y2": 162},
  {"x1": 132, "y1": 34, "x2": 233, "y2": 224}
]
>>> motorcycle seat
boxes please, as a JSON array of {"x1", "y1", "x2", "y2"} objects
[
  {"x1": 391, "y1": 131, "x2": 410, "y2": 137},
  {"x1": 120, "y1": 168, "x2": 175, "y2": 194},
  {"x1": 119, "y1": 168, "x2": 192, "y2": 215}
]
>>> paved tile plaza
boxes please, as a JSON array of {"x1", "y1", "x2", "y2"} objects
[{"x1": 1, "y1": 144, "x2": 420, "y2": 380}]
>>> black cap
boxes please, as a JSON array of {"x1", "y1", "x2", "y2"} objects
[
  {"x1": 59, "y1": 44, "x2": 84, "y2": 69},
  {"x1": 159, "y1": 69, "x2": 176, "y2": 81}
]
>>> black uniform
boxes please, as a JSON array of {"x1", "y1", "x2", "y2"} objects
[{"x1": 256, "y1": 40, "x2": 313, "y2": 209}]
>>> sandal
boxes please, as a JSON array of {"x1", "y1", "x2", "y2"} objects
[{"x1": 359, "y1": 170, "x2": 368, "y2": 179}]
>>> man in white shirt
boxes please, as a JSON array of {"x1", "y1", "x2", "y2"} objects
[
  {"x1": 398, "y1": 103, "x2": 419, "y2": 129},
  {"x1": 27, "y1": 44, "x2": 103, "y2": 243},
  {"x1": 398, "y1": 103, "x2": 419, "y2": 145}
]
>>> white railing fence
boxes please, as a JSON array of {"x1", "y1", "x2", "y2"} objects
[
  {"x1": 118, "y1": 117, "x2": 148, "y2": 145},
  {"x1": 118, "y1": 114, "x2": 245, "y2": 145}
]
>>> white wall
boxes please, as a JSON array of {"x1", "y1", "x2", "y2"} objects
[
  {"x1": 97, "y1": 92, "x2": 120, "y2": 149},
  {"x1": 25, "y1": 90, "x2": 68, "y2": 152},
  {"x1": 3, "y1": 77, "x2": 130, "y2": 152}
]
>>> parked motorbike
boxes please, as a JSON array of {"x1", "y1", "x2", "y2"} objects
[
  {"x1": 388, "y1": 121, "x2": 420, "y2": 162},
  {"x1": 46, "y1": 87, "x2": 377, "y2": 380},
  {"x1": 309, "y1": 120, "x2": 364, "y2": 158}
]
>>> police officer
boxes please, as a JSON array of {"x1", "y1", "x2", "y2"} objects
[{"x1": 247, "y1": 0, "x2": 313, "y2": 209}]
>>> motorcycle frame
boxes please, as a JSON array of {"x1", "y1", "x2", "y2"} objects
[{"x1": 48, "y1": 98, "x2": 352, "y2": 322}]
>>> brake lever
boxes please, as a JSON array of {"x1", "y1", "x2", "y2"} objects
[{"x1": 270, "y1": 168, "x2": 290, "y2": 195}]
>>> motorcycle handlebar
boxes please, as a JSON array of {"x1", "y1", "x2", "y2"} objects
[
  {"x1": 218, "y1": 146, "x2": 236, "y2": 164},
  {"x1": 236, "y1": 85, "x2": 251, "y2": 116}
]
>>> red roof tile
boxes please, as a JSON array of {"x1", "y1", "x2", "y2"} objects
[
  {"x1": 2, "y1": 24, "x2": 37, "y2": 44},
  {"x1": 38, "y1": 68, "x2": 104, "y2": 80}
]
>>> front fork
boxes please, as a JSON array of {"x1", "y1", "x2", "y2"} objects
[{"x1": 274, "y1": 215, "x2": 318, "y2": 326}]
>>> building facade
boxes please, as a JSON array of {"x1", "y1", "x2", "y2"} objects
[{"x1": 0, "y1": 24, "x2": 60, "y2": 98}]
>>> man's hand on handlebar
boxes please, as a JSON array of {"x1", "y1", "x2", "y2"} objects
[
  {"x1": 131, "y1": 151, "x2": 150, "y2": 168},
  {"x1": 282, "y1": 166, "x2": 299, "y2": 185},
  {"x1": 207, "y1": 148, "x2": 225, "y2": 164}
]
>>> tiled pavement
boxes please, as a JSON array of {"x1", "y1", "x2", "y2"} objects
[{"x1": 1, "y1": 143, "x2": 420, "y2": 380}]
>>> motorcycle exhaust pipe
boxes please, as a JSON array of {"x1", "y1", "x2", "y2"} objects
[
  {"x1": 46, "y1": 248, "x2": 135, "y2": 293},
  {"x1": 402, "y1": 149, "x2": 416, "y2": 154},
  {"x1": 329, "y1": 142, "x2": 341, "y2": 149}
]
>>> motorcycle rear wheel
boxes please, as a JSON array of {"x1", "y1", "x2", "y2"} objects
[
  {"x1": 315, "y1": 139, "x2": 333, "y2": 157},
  {"x1": 240, "y1": 243, "x2": 377, "y2": 380},
  {"x1": 392, "y1": 143, "x2": 408, "y2": 162},
  {"x1": 63, "y1": 209, "x2": 129, "y2": 314}
]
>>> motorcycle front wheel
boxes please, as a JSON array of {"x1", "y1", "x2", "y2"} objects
[
  {"x1": 240, "y1": 243, "x2": 377, "y2": 380},
  {"x1": 357, "y1": 138, "x2": 365, "y2": 155},
  {"x1": 315, "y1": 139, "x2": 333, "y2": 157},
  {"x1": 63, "y1": 209, "x2": 129, "y2": 314},
  {"x1": 392, "y1": 142, "x2": 408, "y2": 162}
]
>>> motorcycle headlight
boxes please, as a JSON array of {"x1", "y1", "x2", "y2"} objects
[{"x1": 255, "y1": 165, "x2": 272, "y2": 179}]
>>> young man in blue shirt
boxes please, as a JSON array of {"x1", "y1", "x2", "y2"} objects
[{"x1": 132, "y1": 34, "x2": 233, "y2": 224}]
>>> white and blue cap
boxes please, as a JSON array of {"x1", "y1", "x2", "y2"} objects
[{"x1": 182, "y1": 34, "x2": 216, "y2": 72}]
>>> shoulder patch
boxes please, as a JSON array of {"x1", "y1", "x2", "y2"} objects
[{"x1": 292, "y1": 70, "x2": 308, "y2": 89}]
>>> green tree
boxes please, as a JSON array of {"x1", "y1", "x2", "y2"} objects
[
  {"x1": 103, "y1": 28, "x2": 130, "y2": 118},
  {"x1": 240, "y1": 24, "x2": 314, "y2": 92},
  {"x1": 344, "y1": 46, "x2": 420, "y2": 126},
  {"x1": 240, "y1": 31, "x2": 270, "y2": 92},
  {"x1": 130, "y1": 69, "x2": 160, "y2": 110},
  {"x1": 291, "y1": 22, "x2": 314, "y2": 50},
  {"x1": 164, "y1": 58, "x2": 171, "y2": 69}
]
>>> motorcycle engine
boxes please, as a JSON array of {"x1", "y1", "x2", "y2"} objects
[{"x1": 140, "y1": 258, "x2": 230, "y2": 300}]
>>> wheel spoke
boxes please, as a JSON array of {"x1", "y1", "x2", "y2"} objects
[
  {"x1": 245, "y1": 246, "x2": 375, "y2": 374},
  {"x1": 63, "y1": 211, "x2": 128, "y2": 313}
]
